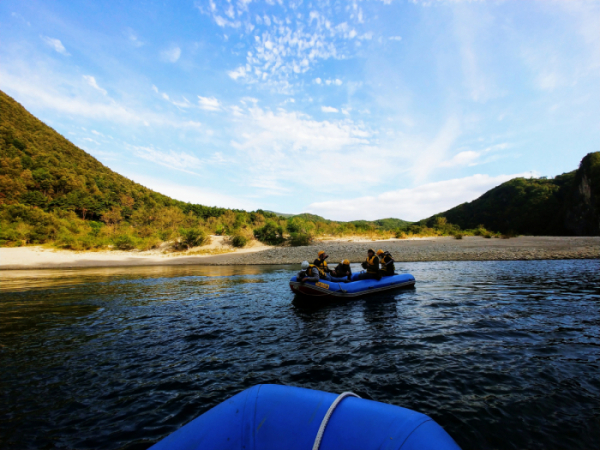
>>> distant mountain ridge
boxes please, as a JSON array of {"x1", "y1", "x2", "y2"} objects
[{"x1": 422, "y1": 152, "x2": 600, "y2": 236}]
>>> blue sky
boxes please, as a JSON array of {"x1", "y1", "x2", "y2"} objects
[{"x1": 1, "y1": 0, "x2": 599, "y2": 221}]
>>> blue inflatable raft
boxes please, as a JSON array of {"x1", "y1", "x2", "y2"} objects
[
  {"x1": 289, "y1": 273, "x2": 415, "y2": 298},
  {"x1": 150, "y1": 384, "x2": 460, "y2": 450}
]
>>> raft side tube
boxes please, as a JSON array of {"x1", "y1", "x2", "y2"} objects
[
  {"x1": 289, "y1": 273, "x2": 415, "y2": 297},
  {"x1": 150, "y1": 384, "x2": 460, "y2": 450}
]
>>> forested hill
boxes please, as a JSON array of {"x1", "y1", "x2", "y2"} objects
[
  {"x1": 422, "y1": 152, "x2": 600, "y2": 236},
  {"x1": 0, "y1": 90, "x2": 230, "y2": 219}
]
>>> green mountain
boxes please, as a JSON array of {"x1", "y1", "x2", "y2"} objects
[
  {"x1": 423, "y1": 152, "x2": 600, "y2": 236},
  {"x1": 0, "y1": 90, "x2": 232, "y2": 220}
]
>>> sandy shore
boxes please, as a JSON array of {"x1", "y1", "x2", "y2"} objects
[{"x1": 0, "y1": 236, "x2": 598, "y2": 270}]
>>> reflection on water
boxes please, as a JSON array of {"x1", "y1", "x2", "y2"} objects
[
  {"x1": 0, "y1": 265, "x2": 281, "y2": 292},
  {"x1": 1, "y1": 260, "x2": 599, "y2": 450}
]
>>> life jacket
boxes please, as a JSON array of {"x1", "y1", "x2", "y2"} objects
[
  {"x1": 300, "y1": 264, "x2": 318, "y2": 278},
  {"x1": 313, "y1": 258, "x2": 328, "y2": 277},
  {"x1": 365, "y1": 255, "x2": 379, "y2": 273},
  {"x1": 335, "y1": 263, "x2": 351, "y2": 276},
  {"x1": 380, "y1": 252, "x2": 395, "y2": 273}
]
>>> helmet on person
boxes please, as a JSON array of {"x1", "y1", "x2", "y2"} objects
[
  {"x1": 301, "y1": 261, "x2": 309, "y2": 270},
  {"x1": 343, "y1": 259, "x2": 350, "y2": 265},
  {"x1": 376, "y1": 249, "x2": 384, "y2": 255},
  {"x1": 318, "y1": 250, "x2": 325, "y2": 256}
]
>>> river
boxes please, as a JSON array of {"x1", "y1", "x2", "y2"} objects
[{"x1": 1, "y1": 260, "x2": 599, "y2": 449}]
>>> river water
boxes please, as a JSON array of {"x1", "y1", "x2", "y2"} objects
[{"x1": 1, "y1": 260, "x2": 599, "y2": 450}]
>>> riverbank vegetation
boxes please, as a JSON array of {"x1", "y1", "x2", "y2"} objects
[{"x1": 0, "y1": 200, "x2": 499, "y2": 252}]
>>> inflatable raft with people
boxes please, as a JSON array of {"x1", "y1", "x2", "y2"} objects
[
  {"x1": 289, "y1": 272, "x2": 415, "y2": 298},
  {"x1": 150, "y1": 384, "x2": 460, "y2": 450}
]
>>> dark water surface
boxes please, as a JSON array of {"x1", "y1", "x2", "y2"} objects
[{"x1": 1, "y1": 260, "x2": 599, "y2": 450}]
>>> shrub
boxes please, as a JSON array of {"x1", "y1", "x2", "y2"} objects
[
  {"x1": 179, "y1": 228, "x2": 209, "y2": 249},
  {"x1": 231, "y1": 234, "x2": 248, "y2": 248},
  {"x1": 29, "y1": 224, "x2": 57, "y2": 243},
  {"x1": 78, "y1": 236, "x2": 96, "y2": 250},
  {"x1": 453, "y1": 232, "x2": 464, "y2": 239},
  {"x1": 136, "y1": 236, "x2": 161, "y2": 251},
  {"x1": 254, "y1": 222, "x2": 284, "y2": 245},
  {"x1": 159, "y1": 229, "x2": 174, "y2": 241},
  {"x1": 289, "y1": 232, "x2": 312, "y2": 247},
  {"x1": 395, "y1": 230, "x2": 408, "y2": 239},
  {"x1": 57, "y1": 234, "x2": 76, "y2": 249},
  {"x1": 113, "y1": 234, "x2": 137, "y2": 250},
  {"x1": 88, "y1": 221, "x2": 103, "y2": 237}
]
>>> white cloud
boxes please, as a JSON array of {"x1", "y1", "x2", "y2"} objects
[
  {"x1": 201, "y1": 3, "x2": 368, "y2": 87},
  {"x1": 152, "y1": 85, "x2": 192, "y2": 108},
  {"x1": 127, "y1": 174, "x2": 258, "y2": 210},
  {"x1": 213, "y1": 15, "x2": 241, "y2": 28},
  {"x1": 321, "y1": 106, "x2": 339, "y2": 113},
  {"x1": 198, "y1": 96, "x2": 221, "y2": 111},
  {"x1": 172, "y1": 97, "x2": 192, "y2": 108},
  {"x1": 389, "y1": 36, "x2": 402, "y2": 41},
  {"x1": 325, "y1": 78, "x2": 343, "y2": 86},
  {"x1": 439, "y1": 143, "x2": 510, "y2": 167},
  {"x1": 160, "y1": 46, "x2": 181, "y2": 63},
  {"x1": 41, "y1": 36, "x2": 70, "y2": 55},
  {"x1": 129, "y1": 145, "x2": 205, "y2": 174},
  {"x1": 439, "y1": 150, "x2": 480, "y2": 167},
  {"x1": 1, "y1": 70, "x2": 202, "y2": 130},
  {"x1": 82, "y1": 75, "x2": 107, "y2": 95},
  {"x1": 314, "y1": 77, "x2": 322, "y2": 84},
  {"x1": 229, "y1": 105, "x2": 377, "y2": 194},
  {"x1": 307, "y1": 172, "x2": 538, "y2": 222},
  {"x1": 228, "y1": 66, "x2": 247, "y2": 80}
]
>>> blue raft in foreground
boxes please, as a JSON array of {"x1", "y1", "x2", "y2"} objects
[
  {"x1": 289, "y1": 272, "x2": 415, "y2": 298},
  {"x1": 150, "y1": 384, "x2": 460, "y2": 450}
]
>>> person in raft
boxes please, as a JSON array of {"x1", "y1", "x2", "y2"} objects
[
  {"x1": 298, "y1": 260, "x2": 348, "y2": 283},
  {"x1": 331, "y1": 259, "x2": 352, "y2": 281},
  {"x1": 357, "y1": 249, "x2": 382, "y2": 281},
  {"x1": 298, "y1": 261, "x2": 320, "y2": 282},
  {"x1": 313, "y1": 250, "x2": 331, "y2": 279},
  {"x1": 376, "y1": 249, "x2": 396, "y2": 276}
]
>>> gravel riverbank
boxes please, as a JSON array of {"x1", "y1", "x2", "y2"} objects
[
  {"x1": 1, "y1": 236, "x2": 598, "y2": 270},
  {"x1": 216, "y1": 236, "x2": 600, "y2": 265}
]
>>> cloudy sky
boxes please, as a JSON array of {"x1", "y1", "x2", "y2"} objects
[{"x1": 1, "y1": 0, "x2": 598, "y2": 221}]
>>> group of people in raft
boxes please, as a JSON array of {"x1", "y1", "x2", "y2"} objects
[{"x1": 298, "y1": 249, "x2": 395, "y2": 283}]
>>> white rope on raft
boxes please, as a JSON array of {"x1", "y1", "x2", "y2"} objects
[{"x1": 312, "y1": 392, "x2": 361, "y2": 450}]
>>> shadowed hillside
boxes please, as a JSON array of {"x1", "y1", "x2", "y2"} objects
[{"x1": 423, "y1": 152, "x2": 600, "y2": 236}]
